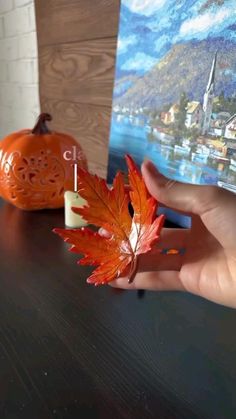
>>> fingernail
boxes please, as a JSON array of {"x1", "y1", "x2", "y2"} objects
[
  {"x1": 142, "y1": 160, "x2": 159, "y2": 175},
  {"x1": 98, "y1": 227, "x2": 106, "y2": 236}
]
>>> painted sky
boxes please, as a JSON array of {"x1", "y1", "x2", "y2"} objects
[{"x1": 116, "y1": 0, "x2": 236, "y2": 77}]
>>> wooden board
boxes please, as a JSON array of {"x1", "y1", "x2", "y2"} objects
[
  {"x1": 41, "y1": 97, "x2": 111, "y2": 178},
  {"x1": 35, "y1": 0, "x2": 120, "y2": 46},
  {"x1": 35, "y1": 0, "x2": 119, "y2": 177},
  {"x1": 39, "y1": 38, "x2": 117, "y2": 108}
]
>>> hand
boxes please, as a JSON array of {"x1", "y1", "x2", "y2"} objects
[{"x1": 102, "y1": 160, "x2": 236, "y2": 309}]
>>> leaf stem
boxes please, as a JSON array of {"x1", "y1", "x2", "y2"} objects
[{"x1": 128, "y1": 255, "x2": 139, "y2": 284}]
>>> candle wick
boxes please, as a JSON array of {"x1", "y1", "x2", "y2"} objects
[{"x1": 74, "y1": 163, "x2": 78, "y2": 192}]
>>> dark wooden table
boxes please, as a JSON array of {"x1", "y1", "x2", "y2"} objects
[{"x1": 0, "y1": 199, "x2": 236, "y2": 419}]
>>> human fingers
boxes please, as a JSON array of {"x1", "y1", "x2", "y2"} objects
[
  {"x1": 98, "y1": 227, "x2": 112, "y2": 238},
  {"x1": 136, "y1": 251, "x2": 183, "y2": 272},
  {"x1": 156, "y1": 228, "x2": 189, "y2": 249},
  {"x1": 109, "y1": 270, "x2": 184, "y2": 291},
  {"x1": 99, "y1": 227, "x2": 189, "y2": 253},
  {"x1": 141, "y1": 160, "x2": 236, "y2": 250},
  {"x1": 141, "y1": 160, "x2": 212, "y2": 214},
  {"x1": 97, "y1": 230, "x2": 185, "y2": 270}
]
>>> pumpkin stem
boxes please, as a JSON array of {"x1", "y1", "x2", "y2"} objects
[{"x1": 32, "y1": 113, "x2": 52, "y2": 135}]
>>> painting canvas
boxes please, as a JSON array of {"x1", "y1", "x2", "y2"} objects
[{"x1": 107, "y1": 0, "x2": 236, "y2": 223}]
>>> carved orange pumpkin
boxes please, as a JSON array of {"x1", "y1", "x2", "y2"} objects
[{"x1": 0, "y1": 113, "x2": 88, "y2": 210}]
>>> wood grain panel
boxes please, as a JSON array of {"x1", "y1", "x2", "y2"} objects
[
  {"x1": 35, "y1": 0, "x2": 120, "y2": 46},
  {"x1": 36, "y1": 0, "x2": 120, "y2": 176},
  {"x1": 39, "y1": 38, "x2": 117, "y2": 107},
  {"x1": 41, "y1": 97, "x2": 111, "y2": 177}
]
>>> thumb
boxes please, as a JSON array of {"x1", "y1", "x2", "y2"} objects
[
  {"x1": 141, "y1": 160, "x2": 236, "y2": 250},
  {"x1": 141, "y1": 160, "x2": 211, "y2": 215}
]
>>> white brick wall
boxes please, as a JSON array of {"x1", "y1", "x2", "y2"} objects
[
  {"x1": 0, "y1": 0, "x2": 13, "y2": 14},
  {"x1": 0, "y1": 0, "x2": 40, "y2": 139}
]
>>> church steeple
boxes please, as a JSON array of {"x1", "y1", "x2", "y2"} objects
[
  {"x1": 206, "y1": 51, "x2": 217, "y2": 94},
  {"x1": 202, "y1": 52, "x2": 217, "y2": 134}
]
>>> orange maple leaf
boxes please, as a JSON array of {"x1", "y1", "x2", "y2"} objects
[{"x1": 53, "y1": 155, "x2": 164, "y2": 286}]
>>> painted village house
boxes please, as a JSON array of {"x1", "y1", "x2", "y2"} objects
[
  {"x1": 160, "y1": 52, "x2": 230, "y2": 139},
  {"x1": 161, "y1": 104, "x2": 179, "y2": 125},
  {"x1": 185, "y1": 101, "x2": 202, "y2": 129},
  {"x1": 161, "y1": 101, "x2": 203, "y2": 129},
  {"x1": 211, "y1": 112, "x2": 231, "y2": 136},
  {"x1": 224, "y1": 114, "x2": 236, "y2": 140}
]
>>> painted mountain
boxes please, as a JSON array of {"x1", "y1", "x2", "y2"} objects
[
  {"x1": 108, "y1": 0, "x2": 236, "y2": 224},
  {"x1": 114, "y1": 39, "x2": 236, "y2": 108},
  {"x1": 113, "y1": 0, "x2": 236, "y2": 107}
]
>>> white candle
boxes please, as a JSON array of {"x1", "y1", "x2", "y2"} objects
[{"x1": 64, "y1": 191, "x2": 87, "y2": 228}]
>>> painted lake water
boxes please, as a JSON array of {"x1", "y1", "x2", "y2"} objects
[{"x1": 107, "y1": 117, "x2": 228, "y2": 186}]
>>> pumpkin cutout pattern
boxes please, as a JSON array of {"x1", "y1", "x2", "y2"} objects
[{"x1": 0, "y1": 113, "x2": 88, "y2": 210}]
